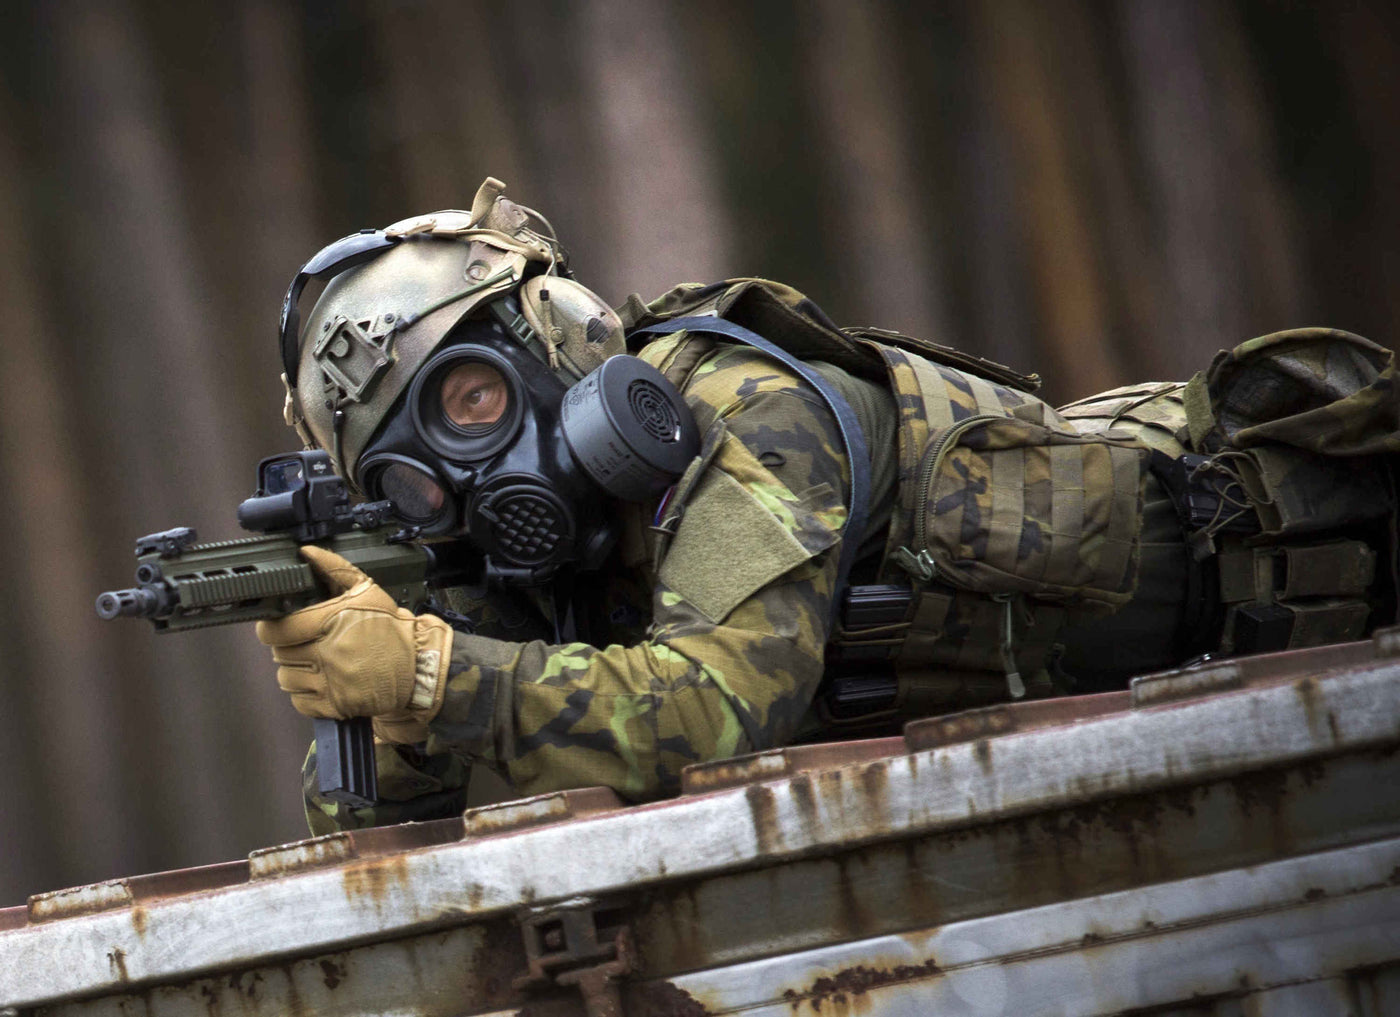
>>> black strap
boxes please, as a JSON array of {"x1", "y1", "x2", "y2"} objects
[
  {"x1": 280, "y1": 229, "x2": 401, "y2": 387},
  {"x1": 631, "y1": 315, "x2": 871, "y2": 629}
]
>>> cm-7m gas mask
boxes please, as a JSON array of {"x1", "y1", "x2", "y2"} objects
[
  {"x1": 279, "y1": 179, "x2": 698, "y2": 586},
  {"x1": 358, "y1": 319, "x2": 696, "y2": 583}
]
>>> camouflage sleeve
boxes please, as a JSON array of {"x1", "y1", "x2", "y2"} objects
[
  {"x1": 301, "y1": 589, "x2": 550, "y2": 833},
  {"x1": 427, "y1": 348, "x2": 851, "y2": 800}
]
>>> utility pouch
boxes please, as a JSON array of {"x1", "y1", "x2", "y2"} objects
[
  {"x1": 1216, "y1": 538, "x2": 1377, "y2": 653},
  {"x1": 892, "y1": 414, "x2": 1146, "y2": 609},
  {"x1": 1228, "y1": 446, "x2": 1393, "y2": 538},
  {"x1": 1179, "y1": 327, "x2": 1400, "y2": 537},
  {"x1": 1185, "y1": 327, "x2": 1400, "y2": 458}
]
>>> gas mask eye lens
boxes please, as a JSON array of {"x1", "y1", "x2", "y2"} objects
[
  {"x1": 376, "y1": 462, "x2": 447, "y2": 522},
  {"x1": 410, "y1": 345, "x2": 525, "y2": 461},
  {"x1": 440, "y1": 362, "x2": 509, "y2": 431}
]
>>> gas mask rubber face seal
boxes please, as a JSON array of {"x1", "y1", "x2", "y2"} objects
[{"x1": 356, "y1": 318, "x2": 699, "y2": 585}]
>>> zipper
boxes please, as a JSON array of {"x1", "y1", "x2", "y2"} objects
[
  {"x1": 893, "y1": 411, "x2": 1031, "y2": 701},
  {"x1": 895, "y1": 413, "x2": 1005, "y2": 585}
]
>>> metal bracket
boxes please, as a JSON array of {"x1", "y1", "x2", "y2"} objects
[
  {"x1": 312, "y1": 314, "x2": 395, "y2": 403},
  {"x1": 135, "y1": 527, "x2": 198, "y2": 559},
  {"x1": 513, "y1": 901, "x2": 634, "y2": 1017}
]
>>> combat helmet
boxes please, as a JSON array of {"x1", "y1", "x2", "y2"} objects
[{"x1": 279, "y1": 178, "x2": 628, "y2": 488}]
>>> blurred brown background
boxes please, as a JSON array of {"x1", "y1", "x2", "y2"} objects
[{"x1": 1, "y1": 0, "x2": 1397, "y2": 906}]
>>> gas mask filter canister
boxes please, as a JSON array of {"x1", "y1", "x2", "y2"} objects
[{"x1": 561, "y1": 355, "x2": 700, "y2": 502}]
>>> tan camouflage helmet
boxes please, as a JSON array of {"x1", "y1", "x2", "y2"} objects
[{"x1": 280, "y1": 178, "x2": 627, "y2": 484}]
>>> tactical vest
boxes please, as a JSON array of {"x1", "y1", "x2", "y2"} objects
[
  {"x1": 624, "y1": 282, "x2": 1400, "y2": 734},
  {"x1": 624, "y1": 281, "x2": 1146, "y2": 719}
]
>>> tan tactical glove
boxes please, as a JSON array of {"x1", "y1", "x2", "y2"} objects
[{"x1": 255, "y1": 545, "x2": 452, "y2": 744}]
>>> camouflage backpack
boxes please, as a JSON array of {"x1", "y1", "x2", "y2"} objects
[{"x1": 1062, "y1": 328, "x2": 1400, "y2": 655}]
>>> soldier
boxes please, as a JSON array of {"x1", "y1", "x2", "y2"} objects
[{"x1": 263, "y1": 178, "x2": 1400, "y2": 833}]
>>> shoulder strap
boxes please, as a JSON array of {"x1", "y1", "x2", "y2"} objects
[{"x1": 630, "y1": 315, "x2": 871, "y2": 629}]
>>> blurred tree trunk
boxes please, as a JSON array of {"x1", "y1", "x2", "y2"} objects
[
  {"x1": 1333, "y1": 3, "x2": 1400, "y2": 340},
  {"x1": 955, "y1": 10, "x2": 1041, "y2": 378},
  {"x1": 801, "y1": 0, "x2": 949, "y2": 340},
  {"x1": 1211, "y1": 6, "x2": 1307, "y2": 336},
  {"x1": 677, "y1": 0, "x2": 839, "y2": 307},
  {"x1": 46, "y1": 0, "x2": 282, "y2": 874},
  {"x1": 1119, "y1": 0, "x2": 1252, "y2": 371},
  {"x1": 572, "y1": 0, "x2": 733, "y2": 304},
  {"x1": 972, "y1": 0, "x2": 1125, "y2": 399},
  {"x1": 0, "y1": 85, "x2": 127, "y2": 893},
  {"x1": 369, "y1": 0, "x2": 526, "y2": 211},
  {"x1": 1026, "y1": 0, "x2": 1167, "y2": 383},
  {"x1": 490, "y1": 2, "x2": 613, "y2": 290}
]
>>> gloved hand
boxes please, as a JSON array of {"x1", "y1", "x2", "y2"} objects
[{"x1": 255, "y1": 545, "x2": 452, "y2": 744}]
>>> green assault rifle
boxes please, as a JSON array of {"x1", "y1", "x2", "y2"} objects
[{"x1": 96, "y1": 449, "x2": 480, "y2": 808}]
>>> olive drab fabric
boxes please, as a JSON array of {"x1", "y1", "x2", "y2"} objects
[
  {"x1": 627, "y1": 279, "x2": 1148, "y2": 702},
  {"x1": 1187, "y1": 328, "x2": 1400, "y2": 457},
  {"x1": 1064, "y1": 328, "x2": 1400, "y2": 656},
  {"x1": 1183, "y1": 328, "x2": 1400, "y2": 539}
]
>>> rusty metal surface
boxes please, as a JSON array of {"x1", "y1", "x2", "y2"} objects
[
  {"x1": 44, "y1": 919, "x2": 532, "y2": 1017},
  {"x1": 680, "y1": 738, "x2": 905, "y2": 795},
  {"x1": 902, "y1": 691, "x2": 1130, "y2": 751},
  {"x1": 629, "y1": 745, "x2": 1400, "y2": 979},
  {"x1": 463, "y1": 786, "x2": 623, "y2": 837},
  {"x1": 3, "y1": 634, "x2": 1400, "y2": 1014},
  {"x1": 659, "y1": 836, "x2": 1400, "y2": 1016}
]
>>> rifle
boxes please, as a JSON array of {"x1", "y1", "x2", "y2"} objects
[{"x1": 96, "y1": 449, "x2": 481, "y2": 808}]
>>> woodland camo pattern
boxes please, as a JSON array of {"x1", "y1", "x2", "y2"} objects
[
  {"x1": 302, "y1": 287, "x2": 1400, "y2": 834},
  {"x1": 305, "y1": 337, "x2": 855, "y2": 832}
]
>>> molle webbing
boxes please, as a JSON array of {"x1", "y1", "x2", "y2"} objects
[
  {"x1": 873, "y1": 340, "x2": 1147, "y2": 608},
  {"x1": 825, "y1": 341, "x2": 1148, "y2": 706},
  {"x1": 1064, "y1": 374, "x2": 1391, "y2": 658},
  {"x1": 1216, "y1": 539, "x2": 1377, "y2": 654}
]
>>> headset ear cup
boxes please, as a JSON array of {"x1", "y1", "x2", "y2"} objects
[
  {"x1": 519, "y1": 276, "x2": 627, "y2": 379},
  {"x1": 561, "y1": 356, "x2": 700, "y2": 501}
]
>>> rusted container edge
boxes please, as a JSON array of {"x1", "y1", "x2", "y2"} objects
[
  {"x1": 668, "y1": 837, "x2": 1400, "y2": 1016},
  {"x1": 1, "y1": 662, "x2": 1395, "y2": 1007}
]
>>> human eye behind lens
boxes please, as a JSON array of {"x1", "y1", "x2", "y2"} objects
[{"x1": 442, "y1": 362, "x2": 508, "y2": 428}]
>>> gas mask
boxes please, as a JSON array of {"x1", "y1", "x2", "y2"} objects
[
  {"x1": 355, "y1": 319, "x2": 698, "y2": 584},
  {"x1": 277, "y1": 180, "x2": 703, "y2": 586}
]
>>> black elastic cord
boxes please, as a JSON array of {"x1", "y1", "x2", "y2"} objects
[
  {"x1": 631, "y1": 316, "x2": 871, "y2": 630},
  {"x1": 280, "y1": 229, "x2": 401, "y2": 386}
]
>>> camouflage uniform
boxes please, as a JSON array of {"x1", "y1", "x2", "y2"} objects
[
  {"x1": 303, "y1": 324, "x2": 896, "y2": 831},
  {"x1": 303, "y1": 284, "x2": 1400, "y2": 834}
]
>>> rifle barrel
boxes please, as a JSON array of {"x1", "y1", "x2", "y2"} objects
[{"x1": 95, "y1": 587, "x2": 162, "y2": 620}]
